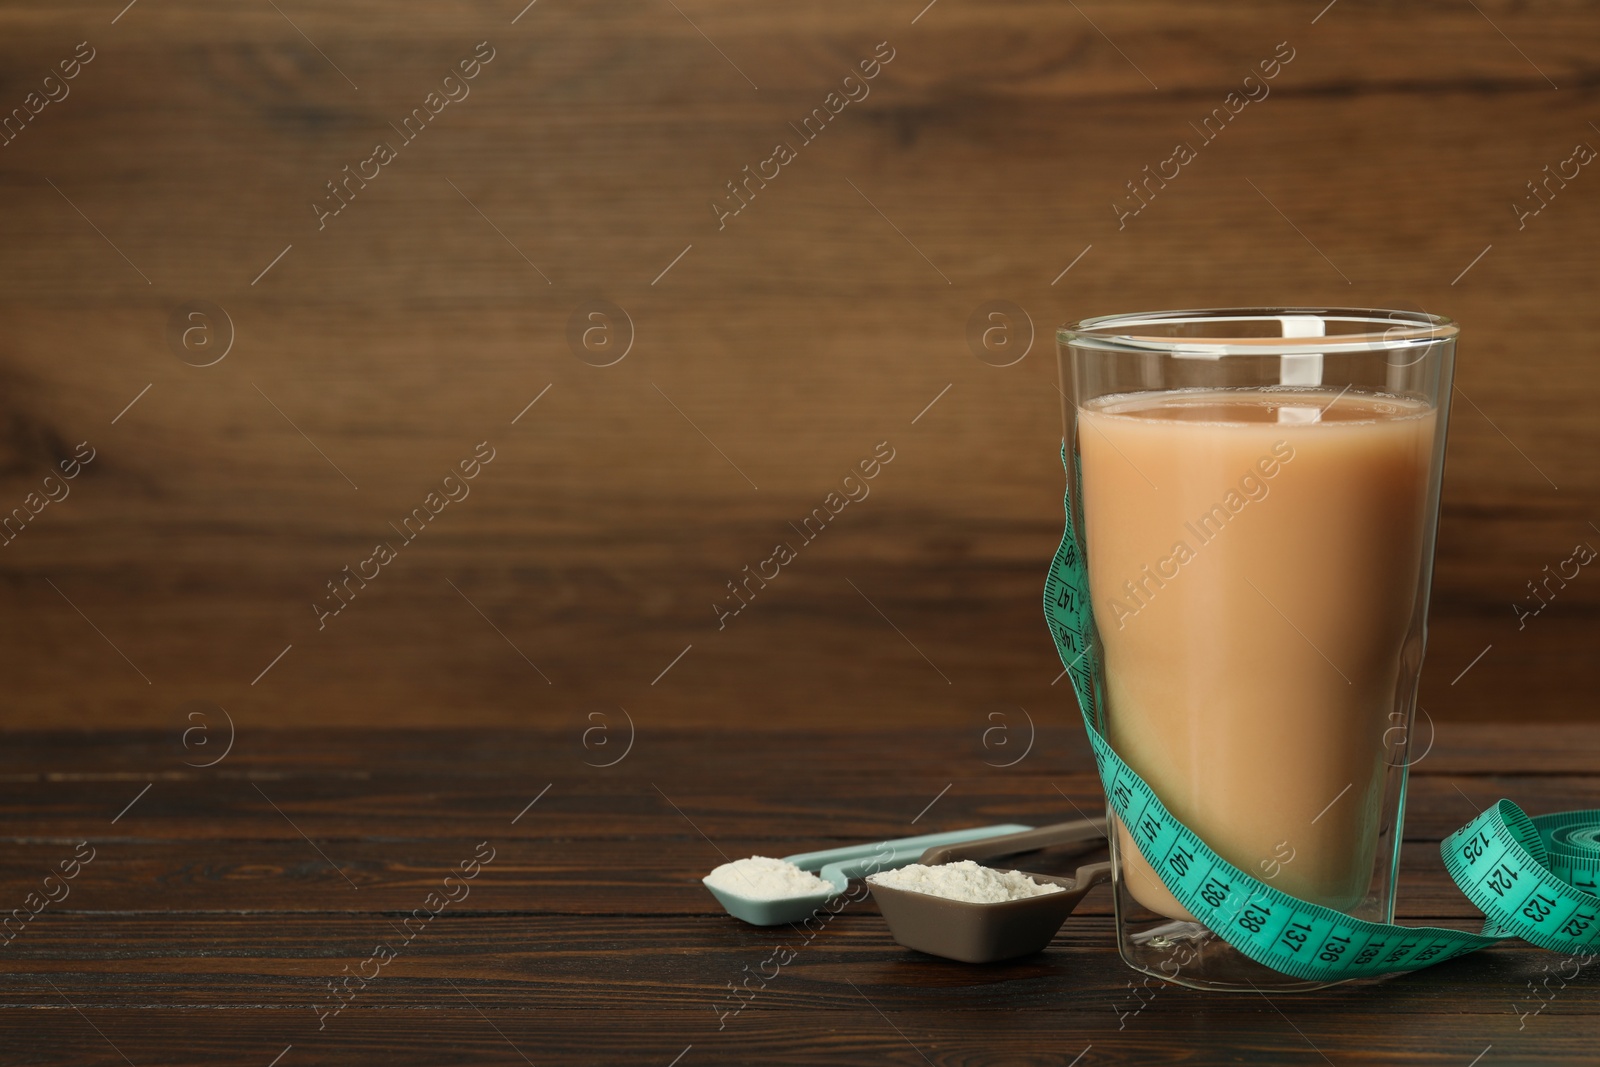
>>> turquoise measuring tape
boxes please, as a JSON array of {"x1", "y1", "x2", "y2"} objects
[{"x1": 1044, "y1": 447, "x2": 1600, "y2": 980}]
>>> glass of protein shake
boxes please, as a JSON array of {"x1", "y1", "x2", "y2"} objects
[{"x1": 1056, "y1": 309, "x2": 1455, "y2": 990}]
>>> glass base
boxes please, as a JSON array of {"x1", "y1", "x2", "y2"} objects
[{"x1": 1118, "y1": 920, "x2": 1350, "y2": 993}]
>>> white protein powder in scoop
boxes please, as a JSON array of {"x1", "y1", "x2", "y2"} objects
[
  {"x1": 704, "y1": 856, "x2": 833, "y2": 900},
  {"x1": 867, "y1": 860, "x2": 1064, "y2": 903}
]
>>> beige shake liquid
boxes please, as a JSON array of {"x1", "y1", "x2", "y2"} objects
[{"x1": 1078, "y1": 387, "x2": 1436, "y2": 921}]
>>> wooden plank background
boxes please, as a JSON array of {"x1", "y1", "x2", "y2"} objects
[{"x1": 0, "y1": 0, "x2": 1596, "y2": 729}]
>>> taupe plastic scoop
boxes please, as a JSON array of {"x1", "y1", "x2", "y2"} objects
[{"x1": 868, "y1": 818, "x2": 1110, "y2": 963}]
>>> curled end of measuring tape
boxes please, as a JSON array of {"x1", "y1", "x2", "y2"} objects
[
  {"x1": 1499, "y1": 798, "x2": 1549, "y2": 869},
  {"x1": 1443, "y1": 799, "x2": 1600, "y2": 956}
]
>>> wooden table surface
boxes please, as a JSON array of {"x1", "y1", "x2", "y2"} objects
[{"x1": 3, "y1": 722, "x2": 1597, "y2": 1065}]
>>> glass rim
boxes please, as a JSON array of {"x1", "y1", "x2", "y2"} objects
[{"x1": 1057, "y1": 307, "x2": 1458, "y2": 357}]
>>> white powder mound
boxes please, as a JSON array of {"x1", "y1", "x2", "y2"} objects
[
  {"x1": 867, "y1": 860, "x2": 1064, "y2": 904},
  {"x1": 704, "y1": 856, "x2": 833, "y2": 900}
]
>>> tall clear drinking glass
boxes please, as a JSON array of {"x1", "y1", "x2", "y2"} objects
[{"x1": 1056, "y1": 308, "x2": 1456, "y2": 991}]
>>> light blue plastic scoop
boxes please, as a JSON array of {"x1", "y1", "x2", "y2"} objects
[{"x1": 704, "y1": 823, "x2": 1032, "y2": 926}]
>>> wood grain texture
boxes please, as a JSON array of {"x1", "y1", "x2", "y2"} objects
[
  {"x1": 0, "y1": 1, "x2": 1594, "y2": 728},
  {"x1": 1, "y1": 726, "x2": 1598, "y2": 1064}
]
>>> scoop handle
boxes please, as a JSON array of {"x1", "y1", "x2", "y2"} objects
[
  {"x1": 917, "y1": 817, "x2": 1106, "y2": 865},
  {"x1": 782, "y1": 823, "x2": 1032, "y2": 873},
  {"x1": 1070, "y1": 860, "x2": 1114, "y2": 890}
]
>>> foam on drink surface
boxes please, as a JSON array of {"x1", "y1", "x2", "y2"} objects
[{"x1": 1077, "y1": 387, "x2": 1436, "y2": 922}]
